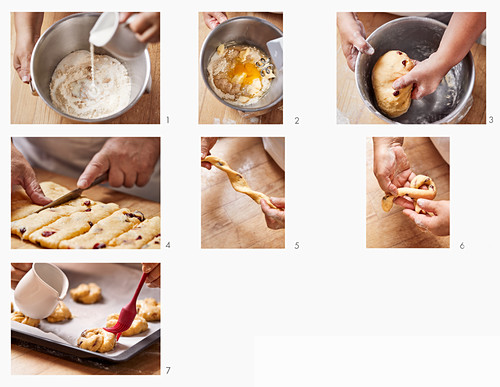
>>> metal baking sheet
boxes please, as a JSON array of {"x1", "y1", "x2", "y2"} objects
[{"x1": 11, "y1": 263, "x2": 160, "y2": 363}]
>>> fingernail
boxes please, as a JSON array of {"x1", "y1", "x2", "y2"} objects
[
  {"x1": 77, "y1": 178, "x2": 86, "y2": 188},
  {"x1": 417, "y1": 199, "x2": 424, "y2": 206},
  {"x1": 366, "y1": 46, "x2": 374, "y2": 55},
  {"x1": 201, "y1": 153, "x2": 205, "y2": 159},
  {"x1": 22, "y1": 76, "x2": 29, "y2": 83},
  {"x1": 393, "y1": 80, "x2": 400, "y2": 89}
]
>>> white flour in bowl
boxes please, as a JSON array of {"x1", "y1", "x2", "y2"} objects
[{"x1": 50, "y1": 50, "x2": 131, "y2": 119}]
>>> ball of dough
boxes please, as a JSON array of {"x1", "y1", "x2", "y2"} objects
[
  {"x1": 77, "y1": 328, "x2": 116, "y2": 353},
  {"x1": 371, "y1": 50, "x2": 415, "y2": 118},
  {"x1": 106, "y1": 313, "x2": 148, "y2": 336},
  {"x1": 136, "y1": 298, "x2": 161, "y2": 321},
  {"x1": 11, "y1": 311, "x2": 40, "y2": 327},
  {"x1": 70, "y1": 282, "x2": 101, "y2": 304},
  {"x1": 46, "y1": 301, "x2": 72, "y2": 323}
]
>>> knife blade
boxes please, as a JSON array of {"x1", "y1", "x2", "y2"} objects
[{"x1": 33, "y1": 174, "x2": 108, "y2": 214}]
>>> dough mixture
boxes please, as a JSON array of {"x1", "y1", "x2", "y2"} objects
[
  {"x1": 371, "y1": 50, "x2": 415, "y2": 118},
  {"x1": 11, "y1": 311, "x2": 40, "y2": 327},
  {"x1": 207, "y1": 43, "x2": 275, "y2": 106},
  {"x1": 50, "y1": 50, "x2": 131, "y2": 119}
]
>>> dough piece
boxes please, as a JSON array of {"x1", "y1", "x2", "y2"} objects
[
  {"x1": 202, "y1": 156, "x2": 278, "y2": 209},
  {"x1": 136, "y1": 298, "x2": 161, "y2": 321},
  {"x1": 11, "y1": 182, "x2": 70, "y2": 221},
  {"x1": 46, "y1": 301, "x2": 72, "y2": 323},
  {"x1": 382, "y1": 175, "x2": 437, "y2": 213},
  {"x1": 108, "y1": 216, "x2": 161, "y2": 248},
  {"x1": 77, "y1": 328, "x2": 116, "y2": 353},
  {"x1": 11, "y1": 198, "x2": 95, "y2": 239},
  {"x1": 29, "y1": 203, "x2": 119, "y2": 248},
  {"x1": 372, "y1": 50, "x2": 416, "y2": 118},
  {"x1": 59, "y1": 209, "x2": 144, "y2": 249},
  {"x1": 11, "y1": 311, "x2": 40, "y2": 327},
  {"x1": 70, "y1": 282, "x2": 102, "y2": 304},
  {"x1": 142, "y1": 233, "x2": 161, "y2": 249},
  {"x1": 106, "y1": 313, "x2": 148, "y2": 336}
]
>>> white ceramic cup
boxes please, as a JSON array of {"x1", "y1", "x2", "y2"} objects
[
  {"x1": 14, "y1": 263, "x2": 69, "y2": 319},
  {"x1": 89, "y1": 12, "x2": 147, "y2": 59}
]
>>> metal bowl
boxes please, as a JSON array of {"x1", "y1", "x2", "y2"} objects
[
  {"x1": 355, "y1": 16, "x2": 475, "y2": 124},
  {"x1": 200, "y1": 16, "x2": 283, "y2": 113},
  {"x1": 30, "y1": 13, "x2": 151, "y2": 123}
]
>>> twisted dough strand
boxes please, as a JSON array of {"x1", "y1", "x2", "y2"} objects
[
  {"x1": 382, "y1": 175, "x2": 436, "y2": 213},
  {"x1": 203, "y1": 156, "x2": 278, "y2": 209}
]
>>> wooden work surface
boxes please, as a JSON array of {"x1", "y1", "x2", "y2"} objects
[
  {"x1": 366, "y1": 137, "x2": 450, "y2": 248},
  {"x1": 11, "y1": 341, "x2": 160, "y2": 375},
  {"x1": 201, "y1": 137, "x2": 285, "y2": 248},
  {"x1": 198, "y1": 12, "x2": 283, "y2": 125},
  {"x1": 337, "y1": 12, "x2": 486, "y2": 124},
  {"x1": 11, "y1": 168, "x2": 160, "y2": 249},
  {"x1": 10, "y1": 12, "x2": 160, "y2": 124}
]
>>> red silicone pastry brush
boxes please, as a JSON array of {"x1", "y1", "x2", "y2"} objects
[{"x1": 104, "y1": 272, "x2": 148, "y2": 340}]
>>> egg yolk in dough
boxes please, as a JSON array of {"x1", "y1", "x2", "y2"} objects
[{"x1": 227, "y1": 61, "x2": 262, "y2": 88}]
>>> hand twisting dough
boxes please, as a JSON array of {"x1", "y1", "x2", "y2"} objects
[
  {"x1": 11, "y1": 311, "x2": 40, "y2": 327},
  {"x1": 46, "y1": 301, "x2": 72, "y2": 323},
  {"x1": 136, "y1": 298, "x2": 161, "y2": 321},
  {"x1": 70, "y1": 282, "x2": 102, "y2": 304},
  {"x1": 106, "y1": 313, "x2": 148, "y2": 336},
  {"x1": 382, "y1": 175, "x2": 437, "y2": 213},
  {"x1": 372, "y1": 50, "x2": 416, "y2": 118},
  {"x1": 202, "y1": 156, "x2": 279, "y2": 209},
  {"x1": 77, "y1": 328, "x2": 116, "y2": 353}
]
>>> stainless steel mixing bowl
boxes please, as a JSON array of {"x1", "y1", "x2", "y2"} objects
[
  {"x1": 355, "y1": 16, "x2": 475, "y2": 124},
  {"x1": 200, "y1": 16, "x2": 283, "y2": 113},
  {"x1": 30, "y1": 13, "x2": 151, "y2": 123}
]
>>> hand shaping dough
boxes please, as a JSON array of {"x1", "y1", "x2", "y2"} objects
[
  {"x1": 136, "y1": 298, "x2": 161, "y2": 321},
  {"x1": 106, "y1": 313, "x2": 148, "y2": 336},
  {"x1": 11, "y1": 311, "x2": 40, "y2": 327},
  {"x1": 372, "y1": 50, "x2": 416, "y2": 118},
  {"x1": 11, "y1": 182, "x2": 70, "y2": 221},
  {"x1": 382, "y1": 175, "x2": 437, "y2": 213},
  {"x1": 202, "y1": 156, "x2": 278, "y2": 209},
  {"x1": 46, "y1": 301, "x2": 72, "y2": 323},
  {"x1": 77, "y1": 328, "x2": 116, "y2": 353},
  {"x1": 70, "y1": 282, "x2": 102, "y2": 304}
]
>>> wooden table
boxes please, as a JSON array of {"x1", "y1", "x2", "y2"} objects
[
  {"x1": 198, "y1": 12, "x2": 283, "y2": 125},
  {"x1": 10, "y1": 12, "x2": 160, "y2": 124},
  {"x1": 337, "y1": 12, "x2": 486, "y2": 124},
  {"x1": 11, "y1": 341, "x2": 160, "y2": 375},
  {"x1": 201, "y1": 137, "x2": 285, "y2": 248},
  {"x1": 366, "y1": 137, "x2": 450, "y2": 248},
  {"x1": 11, "y1": 168, "x2": 160, "y2": 249}
]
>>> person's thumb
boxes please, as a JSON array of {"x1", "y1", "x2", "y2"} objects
[
  {"x1": 119, "y1": 12, "x2": 134, "y2": 23},
  {"x1": 77, "y1": 152, "x2": 109, "y2": 189},
  {"x1": 352, "y1": 33, "x2": 374, "y2": 55},
  {"x1": 270, "y1": 197, "x2": 285, "y2": 209},
  {"x1": 393, "y1": 73, "x2": 415, "y2": 90},
  {"x1": 402, "y1": 209, "x2": 432, "y2": 231},
  {"x1": 416, "y1": 199, "x2": 439, "y2": 214},
  {"x1": 212, "y1": 12, "x2": 227, "y2": 24},
  {"x1": 23, "y1": 175, "x2": 51, "y2": 205},
  {"x1": 19, "y1": 56, "x2": 31, "y2": 83}
]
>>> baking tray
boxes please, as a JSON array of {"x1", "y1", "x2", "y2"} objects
[{"x1": 11, "y1": 263, "x2": 161, "y2": 363}]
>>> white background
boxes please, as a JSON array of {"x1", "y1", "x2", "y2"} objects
[{"x1": 3, "y1": 1, "x2": 498, "y2": 386}]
